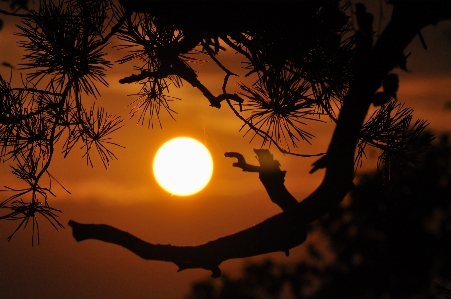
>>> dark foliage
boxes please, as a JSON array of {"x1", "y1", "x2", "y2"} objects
[{"x1": 0, "y1": 0, "x2": 125, "y2": 244}]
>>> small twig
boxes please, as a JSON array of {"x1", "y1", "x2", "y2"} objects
[
  {"x1": 92, "y1": 10, "x2": 132, "y2": 49},
  {"x1": 221, "y1": 35, "x2": 254, "y2": 65},
  {"x1": 0, "y1": 9, "x2": 29, "y2": 18},
  {"x1": 10, "y1": 87, "x2": 62, "y2": 97},
  {"x1": 418, "y1": 31, "x2": 427, "y2": 50},
  {"x1": 311, "y1": 84, "x2": 338, "y2": 123},
  {"x1": 202, "y1": 39, "x2": 238, "y2": 78},
  {"x1": 222, "y1": 73, "x2": 230, "y2": 94}
]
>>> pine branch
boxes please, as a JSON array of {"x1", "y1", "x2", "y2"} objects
[
  {"x1": 67, "y1": 1, "x2": 451, "y2": 278},
  {"x1": 68, "y1": 208, "x2": 307, "y2": 278},
  {"x1": 119, "y1": 60, "x2": 244, "y2": 108}
]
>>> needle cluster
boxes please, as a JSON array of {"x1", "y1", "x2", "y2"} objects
[{"x1": 0, "y1": 0, "x2": 125, "y2": 243}]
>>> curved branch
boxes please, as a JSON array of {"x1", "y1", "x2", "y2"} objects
[
  {"x1": 69, "y1": 1, "x2": 451, "y2": 279},
  {"x1": 68, "y1": 207, "x2": 307, "y2": 278}
]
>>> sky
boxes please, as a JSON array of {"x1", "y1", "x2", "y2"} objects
[{"x1": 1, "y1": 2, "x2": 451, "y2": 299}]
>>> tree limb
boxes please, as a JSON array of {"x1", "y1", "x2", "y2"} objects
[
  {"x1": 68, "y1": 206, "x2": 307, "y2": 278},
  {"x1": 69, "y1": 2, "x2": 451, "y2": 277}
]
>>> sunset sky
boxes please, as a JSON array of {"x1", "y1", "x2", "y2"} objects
[{"x1": 1, "y1": 2, "x2": 451, "y2": 298}]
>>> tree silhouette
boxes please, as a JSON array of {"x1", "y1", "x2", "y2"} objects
[
  {"x1": 183, "y1": 133, "x2": 451, "y2": 299},
  {"x1": 0, "y1": 0, "x2": 450, "y2": 278}
]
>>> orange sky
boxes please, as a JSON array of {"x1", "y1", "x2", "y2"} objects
[{"x1": 1, "y1": 2, "x2": 451, "y2": 298}]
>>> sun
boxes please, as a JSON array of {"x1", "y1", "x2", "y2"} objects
[{"x1": 153, "y1": 137, "x2": 213, "y2": 196}]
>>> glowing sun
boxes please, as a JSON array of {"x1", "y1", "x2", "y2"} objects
[{"x1": 153, "y1": 137, "x2": 213, "y2": 196}]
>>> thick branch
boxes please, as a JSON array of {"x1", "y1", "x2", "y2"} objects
[
  {"x1": 69, "y1": 207, "x2": 306, "y2": 278},
  {"x1": 306, "y1": 2, "x2": 451, "y2": 219},
  {"x1": 323, "y1": 5, "x2": 431, "y2": 177}
]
